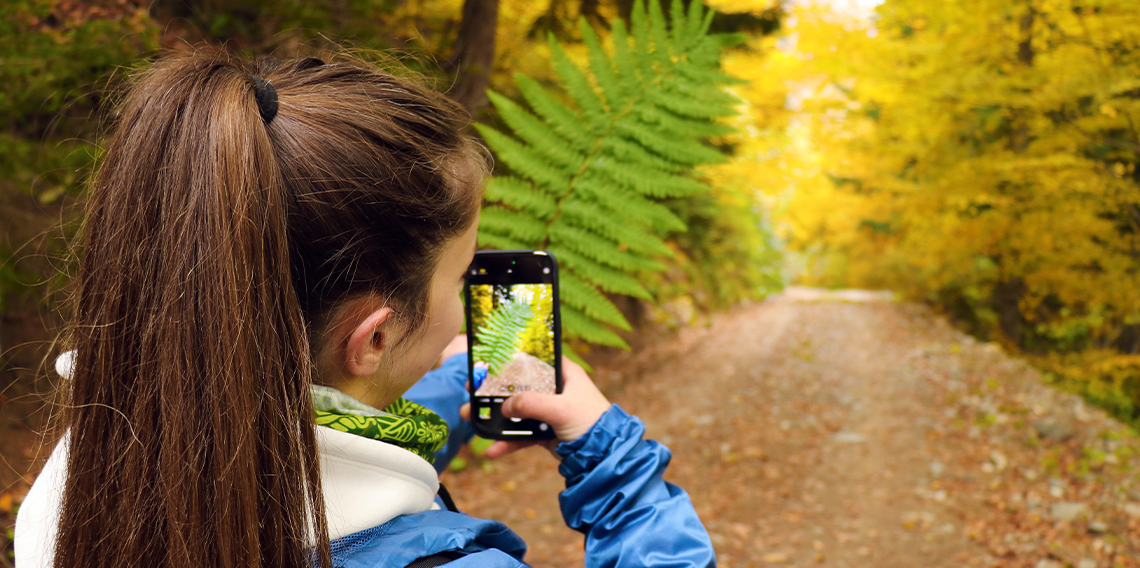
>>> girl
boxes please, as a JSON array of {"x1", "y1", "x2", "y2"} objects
[{"x1": 14, "y1": 49, "x2": 715, "y2": 568}]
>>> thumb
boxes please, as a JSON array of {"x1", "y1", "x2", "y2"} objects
[
  {"x1": 500, "y1": 391, "x2": 569, "y2": 425},
  {"x1": 501, "y1": 390, "x2": 606, "y2": 443}
]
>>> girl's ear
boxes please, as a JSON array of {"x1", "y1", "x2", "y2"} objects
[{"x1": 344, "y1": 307, "x2": 394, "y2": 377}]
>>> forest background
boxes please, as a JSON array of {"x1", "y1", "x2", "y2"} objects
[{"x1": 2, "y1": 0, "x2": 1140, "y2": 559}]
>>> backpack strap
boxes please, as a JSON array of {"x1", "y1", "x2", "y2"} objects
[
  {"x1": 404, "y1": 550, "x2": 465, "y2": 568},
  {"x1": 437, "y1": 482, "x2": 460, "y2": 513}
]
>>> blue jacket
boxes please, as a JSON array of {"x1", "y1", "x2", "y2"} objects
[{"x1": 336, "y1": 355, "x2": 718, "y2": 567}]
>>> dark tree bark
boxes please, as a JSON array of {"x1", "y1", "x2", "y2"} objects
[
  {"x1": 580, "y1": 0, "x2": 607, "y2": 29},
  {"x1": 446, "y1": 0, "x2": 500, "y2": 115}
]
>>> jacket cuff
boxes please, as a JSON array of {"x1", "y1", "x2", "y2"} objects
[{"x1": 556, "y1": 404, "x2": 639, "y2": 479}]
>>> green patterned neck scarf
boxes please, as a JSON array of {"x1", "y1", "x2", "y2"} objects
[{"x1": 311, "y1": 385, "x2": 449, "y2": 464}]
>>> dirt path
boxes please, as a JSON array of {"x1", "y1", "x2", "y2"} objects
[{"x1": 443, "y1": 288, "x2": 1140, "y2": 567}]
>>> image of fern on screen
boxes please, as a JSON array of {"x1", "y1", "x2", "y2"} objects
[{"x1": 470, "y1": 283, "x2": 556, "y2": 397}]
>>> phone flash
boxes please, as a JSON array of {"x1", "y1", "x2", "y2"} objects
[
  {"x1": 543, "y1": 267, "x2": 550, "y2": 274},
  {"x1": 479, "y1": 268, "x2": 486, "y2": 274}
]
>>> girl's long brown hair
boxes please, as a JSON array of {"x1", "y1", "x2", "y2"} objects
[{"x1": 57, "y1": 49, "x2": 484, "y2": 568}]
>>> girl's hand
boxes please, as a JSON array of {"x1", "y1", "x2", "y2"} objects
[{"x1": 460, "y1": 358, "x2": 611, "y2": 459}]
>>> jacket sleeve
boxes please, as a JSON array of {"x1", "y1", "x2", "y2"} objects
[
  {"x1": 403, "y1": 353, "x2": 475, "y2": 474},
  {"x1": 556, "y1": 405, "x2": 716, "y2": 568}
]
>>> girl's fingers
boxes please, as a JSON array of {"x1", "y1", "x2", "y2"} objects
[{"x1": 484, "y1": 439, "x2": 556, "y2": 460}]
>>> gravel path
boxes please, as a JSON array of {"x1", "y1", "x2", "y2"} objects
[{"x1": 443, "y1": 288, "x2": 1140, "y2": 567}]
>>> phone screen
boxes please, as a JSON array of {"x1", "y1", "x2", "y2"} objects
[
  {"x1": 465, "y1": 251, "x2": 560, "y2": 439},
  {"x1": 469, "y1": 283, "x2": 557, "y2": 398}
]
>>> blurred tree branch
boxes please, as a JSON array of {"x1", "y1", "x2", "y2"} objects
[{"x1": 446, "y1": 0, "x2": 499, "y2": 114}]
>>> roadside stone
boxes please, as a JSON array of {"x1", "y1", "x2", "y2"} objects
[
  {"x1": 1087, "y1": 520, "x2": 1108, "y2": 534},
  {"x1": 989, "y1": 450, "x2": 1008, "y2": 471},
  {"x1": 1035, "y1": 560, "x2": 1064, "y2": 568},
  {"x1": 1077, "y1": 560, "x2": 1097, "y2": 568},
  {"x1": 1123, "y1": 502, "x2": 1140, "y2": 518},
  {"x1": 1033, "y1": 419, "x2": 1075, "y2": 442},
  {"x1": 831, "y1": 432, "x2": 866, "y2": 443},
  {"x1": 1050, "y1": 502, "x2": 1089, "y2": 522},
  {"x1": 929, "y1": 461, "x2": 945, "y2": 477}
]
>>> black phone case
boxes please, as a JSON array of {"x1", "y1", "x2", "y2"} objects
[{"x1": 464, "y1": 250, "x2": 562, "y2": 440}]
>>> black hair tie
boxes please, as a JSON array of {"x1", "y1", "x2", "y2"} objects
[{"x1": 250, "y1": 75, "x2": 278, "y2": 124}]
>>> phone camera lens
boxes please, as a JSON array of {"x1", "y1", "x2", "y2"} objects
[{"x1": 543, "y1": 267, "x2": 550, "y2": 274}]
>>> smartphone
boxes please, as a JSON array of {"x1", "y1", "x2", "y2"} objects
[{"x1": 464, "y1": 250, "x2": 562, "y2": 440}]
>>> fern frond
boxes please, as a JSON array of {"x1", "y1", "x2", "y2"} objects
[
  {"x1": 556, "y1": 247, "x2": 653, "y2": 300},
  {"x1": 478, "y1": 0, "x2": 742, "y2": 349},
  {"x1": 550, "y1": 39, "x2": 607, "y2": 128},
  {"x1": 635, "y1": 105, "x2": 736, "y2": 138},
  {"x1": 477, "y1": 231, "x2": 530, "y2": 251},
  {"x1": 484, "y1": 177, "x2": 558, "y2": 220},
  {"x1": 560, "y1": 200, "x2": 674, "y2": 257},
  {"x1": 474, "y1": 125, "x2": 571, "y2": 191},
  {"x1": 515, "y1": 75, "x2": 595, "y2": 150},
  {"x1": 581, "y1": 20, "x2": 623, "y2": 106},
  {"x1": 487, "y1": 90, "x2": 584, "y2": 172},
  {"x1": 600, "y1": 135, "x2": 690, "y2": 173},
  {"x1": 560, "y1": 271, "x2": 630, "y2": 331},
  {"x1": 591, "y1": 157, "x2": 707, "y2": 198},
  {"x1": 472, "y1": 300, "x2": 535, "y2": 377},
  {"x1": 549, "y1": 222, "x2": 667, "y2": 272},
  {"x1": 573, "y1": 172, "x2": 687, "y2": 232},
  {"x1": 561, "y1": 306, "x2": 630, "y2": 349},
  {"x1": 479, "y1": 205, "x2": 546, "y2": 244},
  {"x1": 647, "y1": 0, "x2": 671, "y2": 64},
  {"x1": 686, "y1": 0, "x2": 705, "y2": 46},
  {"x1": 615, "y1": 120, "x2": 727, "y2": 165},
  {"x1": 670, "y1": 0, "x2": 688, "y2": 50}
]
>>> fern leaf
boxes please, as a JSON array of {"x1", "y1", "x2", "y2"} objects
[
  {"x1": 479, "y1": 205, "x2": 546, "y2": 244},
  {"x1": 635, "y1": 105, "x2": 736, "y2": 138},
  {"x1": 550, "y1": 39, "x2": 608, "y2": 128},
  {"x1": 573, "y1": 172, "x2": 687, "y2": 232},
  {"x1": 610, "y1": 20, "x2": 640, "y2": 95},
  {"x1": 556, "y1": 247, "x2": 653, "y2": 300},
  {"x1": 647, "y1": 0, "x2": 671, "y2": 65},
  {"x1": 591, "y1": 157, "x2": 708, "y2": 198},
  {"x1": 644, "y1": 87, "x2": 731, "y2": 120},
  {"x1": 515, "y1": 75, "x2": 596, "y2": 150},
  {"x1": 484, "y1": 177, "x2": 558, "y2": 220},
  {"x1": 559, "y1": 270, "x2": 630, "y2": 331},
  {"x1": 600, "y1": 135, "x2": 690, "y2": 173},
  {"x1": 615, "y1": 120, "x2": 728, "y2": 165},
  {"x1": 549, "y1": 222, "x2": 667, "y2": 272},
  {"x1": 686, "y1": 0, "x2": 706, "y2": 46},
  {"x1": 560, "y1": 200, "x2": 674, "y2": 257},
  {"x1": 487, "y1": 90, "x2": 584, "y2": 172},
  {"x1": 474, "y1": 125, "x2": 571, "y2": 192},
  {"x1": 561, "y1": 306, "x2": 630, "y2": 349},
  {"x1": 478, "y1": 0, "x2": 742, "y2": 349},
  {"x1": 581, "y1": 20, "x2": 624, "y2": 106},
  {"x1": 477, "y1": 231, "x2": 530, "y2": 251},
  {"x1": 472, "y1": 300, "x2": 535, "y2": 377},
  {"x1": 670, "y1": 0, "x2": 687, "y2": 50}
]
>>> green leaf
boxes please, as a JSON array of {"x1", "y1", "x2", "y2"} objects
[
  {"x1": 561, "y1": 306, "x2": 630, "y2": 349},
  {"x1": 472, "y1": 300, "x2": 535, "y2": 377},
  {"x1": 484, "y1": 177, "x2": 558, "y2": 220},
  {"x1": 479, "y1": 205, "x2": 547, "y2": 244}
]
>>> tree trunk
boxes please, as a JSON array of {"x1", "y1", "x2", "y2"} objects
[{"x1": 446, "y1": 0, "x2": 500, "y2": 115}]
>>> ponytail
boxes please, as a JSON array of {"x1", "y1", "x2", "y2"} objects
[{"x1": 59, "y1": 52, "x2": 330, "y2": 568}]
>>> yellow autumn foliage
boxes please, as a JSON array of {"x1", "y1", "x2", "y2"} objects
[{"x1": 741, "y1": 0, "x2": 1140, "y2": 423}]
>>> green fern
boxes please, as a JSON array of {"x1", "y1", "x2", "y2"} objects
[
  {"x1": 477, "y1": 0, "x2": 743, "y2": 350},
  {"x1": 472, "y1": 300, "x2": 535, "y2": 377}
]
